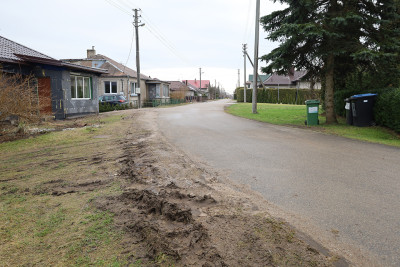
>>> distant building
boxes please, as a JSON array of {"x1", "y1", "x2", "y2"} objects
[
  {"x1": 264, "y1": 70, "x2": 321, "y2": 89},
  {"x1": 182, "y1": 79, "x2": 210, "y2": 98},
  {"x1": 63, "y1": 47, "x2": 170, "y2": 107},
  {"x1": 248, "y1": 74, "x2": 271, "y2": 89},
  {"x1": 168, "y1": 81, "x2": 196, "y2": 101}
]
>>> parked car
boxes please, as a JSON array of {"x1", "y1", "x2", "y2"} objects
[{"x1": 99, "y1": 94, "x2": 127, "y2": 106}]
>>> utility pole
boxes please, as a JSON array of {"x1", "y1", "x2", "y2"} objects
[
  {"x1": 237, "y1": 69, "x2": 240, "y2": 89},
  {"x1": 252, "y1": 0, "x2": 260, "y2": 114},
  {"x1": 134, "y1": 9, "x2": 144, "y2": 108},
  {"x1": 245, "y1": 52, "x2": 267, "y2": 90},
  {"x1": 243, "y1": 44, "x2": 247, "y2": 103},
  {"x1": 199, "y1": 67, "x2": 202, "y2": 96}
]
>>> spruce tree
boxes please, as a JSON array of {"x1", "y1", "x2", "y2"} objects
[{"x1": 260, "y1": 0, "x2": 400, "y2": 124}]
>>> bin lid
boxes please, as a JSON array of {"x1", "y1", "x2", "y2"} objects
[
  {"x1": 305, "y1": 99, "x2": 320, "y2": 104},
  {"x1": 350, "y1": 93, "x2": 377, "y2": 99}
]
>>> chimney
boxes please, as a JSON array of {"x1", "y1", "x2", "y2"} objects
[{"x1": 87, "y1": 46, "x2": 96, "y2": 58}]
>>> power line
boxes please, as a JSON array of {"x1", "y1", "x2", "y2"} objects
[
  {"x1": 243, "y1": 0, "x2": 255, "y2": 43},
  {"x1": 104, "y1": 0, "x2": 191, "y2": 65},
  {"x1": 104, "y1": 0, "x2": 131, "y2": 15},
  {"x1": 123, "y1": 24, "x2": 135, "y2": 73}
]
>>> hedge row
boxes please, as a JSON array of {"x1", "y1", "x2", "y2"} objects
[
  {"x1": 143, "y1": 99, "x2": 186, "y2": 107},
  {"x1": 334, "y1": 87, "x2": 400, "y2": 133},
  {"x1": 235, "y1": 88, "x2": 321, "y2": 105},
  {"x1": 374, "y1": 88, "x2": 400, "y2": 132}
]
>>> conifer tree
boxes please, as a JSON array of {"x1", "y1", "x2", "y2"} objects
[{"x1": 261, "y1": 0, "x2": 400, "y2": 124}]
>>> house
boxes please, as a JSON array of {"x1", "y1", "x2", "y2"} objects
[
  {"x1": 263, "y1": 70, "x2": 321, "y2": 89},
  {"x1": 248, "y1": 74, "x2": 271, "y2": 89},
  {"x1": 0, "y1": 36, "x2": 107, "y2": 119},
  {"x1": 169, "y1": 81, "x2": 196, "y2": 101},
  {"x1": 146, "y1": 78, "x2": 171, "y2": 101},
  {"x1": 182, "y1": 79, "x2": 210, "y2": 98},
  {"x1": 63, "y1": 47, "x2": 170, "y2": 107}
]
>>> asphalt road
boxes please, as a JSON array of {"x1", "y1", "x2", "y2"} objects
[{"x1": 157, "y1": 100, "x2": 400, "y2": 266}]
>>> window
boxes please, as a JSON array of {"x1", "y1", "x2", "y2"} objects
[
  {"x1": 156, "y1": 84, "x2": 160, "y2": 97},
  {"x1": 131, "y1": 82, "x2": 137, "y2": 94},
  {"x1": 105, "y1": 81, "x2": 117, "y2": 94},
  {"x1": 71, "y1": 75, "x2": 91, "y2": 99},
  {"x1": 163, "y1": 84, "x2": 169, "y2": 97}
]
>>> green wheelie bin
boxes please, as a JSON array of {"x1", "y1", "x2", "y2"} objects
[{"x1": 305, "y1": 100, "x2": 320, "y2": 126}]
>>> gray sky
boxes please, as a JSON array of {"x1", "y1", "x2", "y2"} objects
[{"x1": 0, "y1": 0, "x2": 285, "y2": 93}]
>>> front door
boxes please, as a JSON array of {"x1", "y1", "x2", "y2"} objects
[{"x1": 37, "y1": 77, "x2": 52, "y2": 115}]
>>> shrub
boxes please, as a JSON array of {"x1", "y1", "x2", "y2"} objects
[
  {"x1": 333, "y1": 88, "x2": 361, "y2": 117},
  {"x1": 0, "y1": 73, "x2": 49, "y2": 123},
  {"x1": 374, "y1": 87, "x2": 400, "y2": 133},
  {"x1": 99, "y1": 102, "x2": 129, "y2": 113}
]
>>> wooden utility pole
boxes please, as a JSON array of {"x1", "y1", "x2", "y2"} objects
[
  {"x1": 243, "y1": 44, "x2": 247, "y2": 103},
  {"x1": 134, "y1": 9, "x2": 144, "y2": 108},
  {"x1": 252, "y1": 0, "x2": 260, "y2": 114}
]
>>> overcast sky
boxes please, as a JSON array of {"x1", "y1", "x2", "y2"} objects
[{"x1": 0, "y1": 0, "x2": 285, "y2": 93}]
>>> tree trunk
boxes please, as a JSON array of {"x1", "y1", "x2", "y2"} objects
[
  {"x1": 325, "y1": 54, "x2": 337, "y2": 124},
  {"x1": 310, "y1": 76, "x2": 315, "y2": 98}
]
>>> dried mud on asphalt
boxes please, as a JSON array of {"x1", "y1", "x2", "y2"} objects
[{"x1": 91, "y1": 109, "x2": 348, "y2": 267}]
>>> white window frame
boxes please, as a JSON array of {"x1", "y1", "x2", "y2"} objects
[
  {"x1": 163, "y1": 84, "x2": 169, "y2": 97},
  {"x1": 156, "y1": 84, "x2": 161, "y2": 98},
  {"x1": 130, "y1": 82, "x2": 137, "y2": 95},
  {"x1": 71, "y1": 75, "x2": 92, "y2": 100},
  {"x1": 105, "y1": 81, "x2": 118, "y2": 94}
]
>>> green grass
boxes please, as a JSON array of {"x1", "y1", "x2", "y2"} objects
[
  {"x1": 227, "y1": 103, "x2": 400, "y2": 147},
  {"x1": 227, "y1": 102, "x2": 324, "y2": 125},
  {"x1": 0, "y1": 113, "x2": 139, "y2": 266}
]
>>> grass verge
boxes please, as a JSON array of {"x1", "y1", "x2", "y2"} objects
[
  {"x1": 0, "y1": 112, "x2": 136, "y2": 266},
  {"x1": 227, "y1": 103, "x2": 400, "y2": 147}
]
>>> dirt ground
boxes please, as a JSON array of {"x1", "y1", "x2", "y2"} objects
[
  {"x1": 94, "y1": 109, "x2": 349, "y2": 266},
  {"x1": 0, "y1": 109, "x2": 350, "y2": 266}
]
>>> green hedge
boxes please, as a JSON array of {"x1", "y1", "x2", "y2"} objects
[
  {"x1": 334, "y1": 87, "x2": 400, "y2": 133},
  {"x1": 333, "y1": 88, "x2": 361, "y2": 117},
  {"x1": 143, "y1": 99, "x2": 186, "y2": 108},
  {"x1": 99, "y1": 102, "x2": 130, "y2": 113},
  {"x1": 236, "y1": 88, "x2": 321, "y2": 105},
  {"x1": 374, "y1": 88, "x2": 400, "y2": 133}
]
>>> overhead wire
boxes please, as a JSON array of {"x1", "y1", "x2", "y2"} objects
[
  {"x1": 123, "y1": 24, "x2": 135, "y2": 74},
  {"x1": 104, "y1": 0, "x2": 131, "y2": 16},
  {"x1": 105, "y1": 0, "x2": 191, "y2": 65},
  {"x1": 123, "y1": 0, "x2": 190, "y2": 64},
  {"x1": 243, "y1": 0, "x2": 255, "y2": 43}
]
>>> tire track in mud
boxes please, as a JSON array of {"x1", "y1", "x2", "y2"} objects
[{"x1": 92, "y1": 111, "x2": 346, "y2": 266}]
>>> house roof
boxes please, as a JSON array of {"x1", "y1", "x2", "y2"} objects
[
  {"x1": 169, "y1": 81, "x2": 194, "y2": 91},
  {"x1": 0, "y1": 36, "x2": 54, "y2": 63},
  {"x1": 248, "y1": 74, "x2": 271, "y2": 83},
  {"x1": 264, "y1": 70, "x2": 307, "y2": 86},
  {"x1": 0, "y1": 36, "x2": 55, "y2": 62},
  {"x1": 93, "y1": 54, "x2": 153, "y2": 80},
  {"x1": 183, "y1": 80, "x2": 210, "y2": 90},
  {"x1": 63, "y1": 53, "x2": 153, "y2": 80},
  {"x1": 146, "y1": 79, "x2": 170, "y2": 84},
  {"x1": 0, "y1": 36, "x2": 107, "y2": 74}
]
